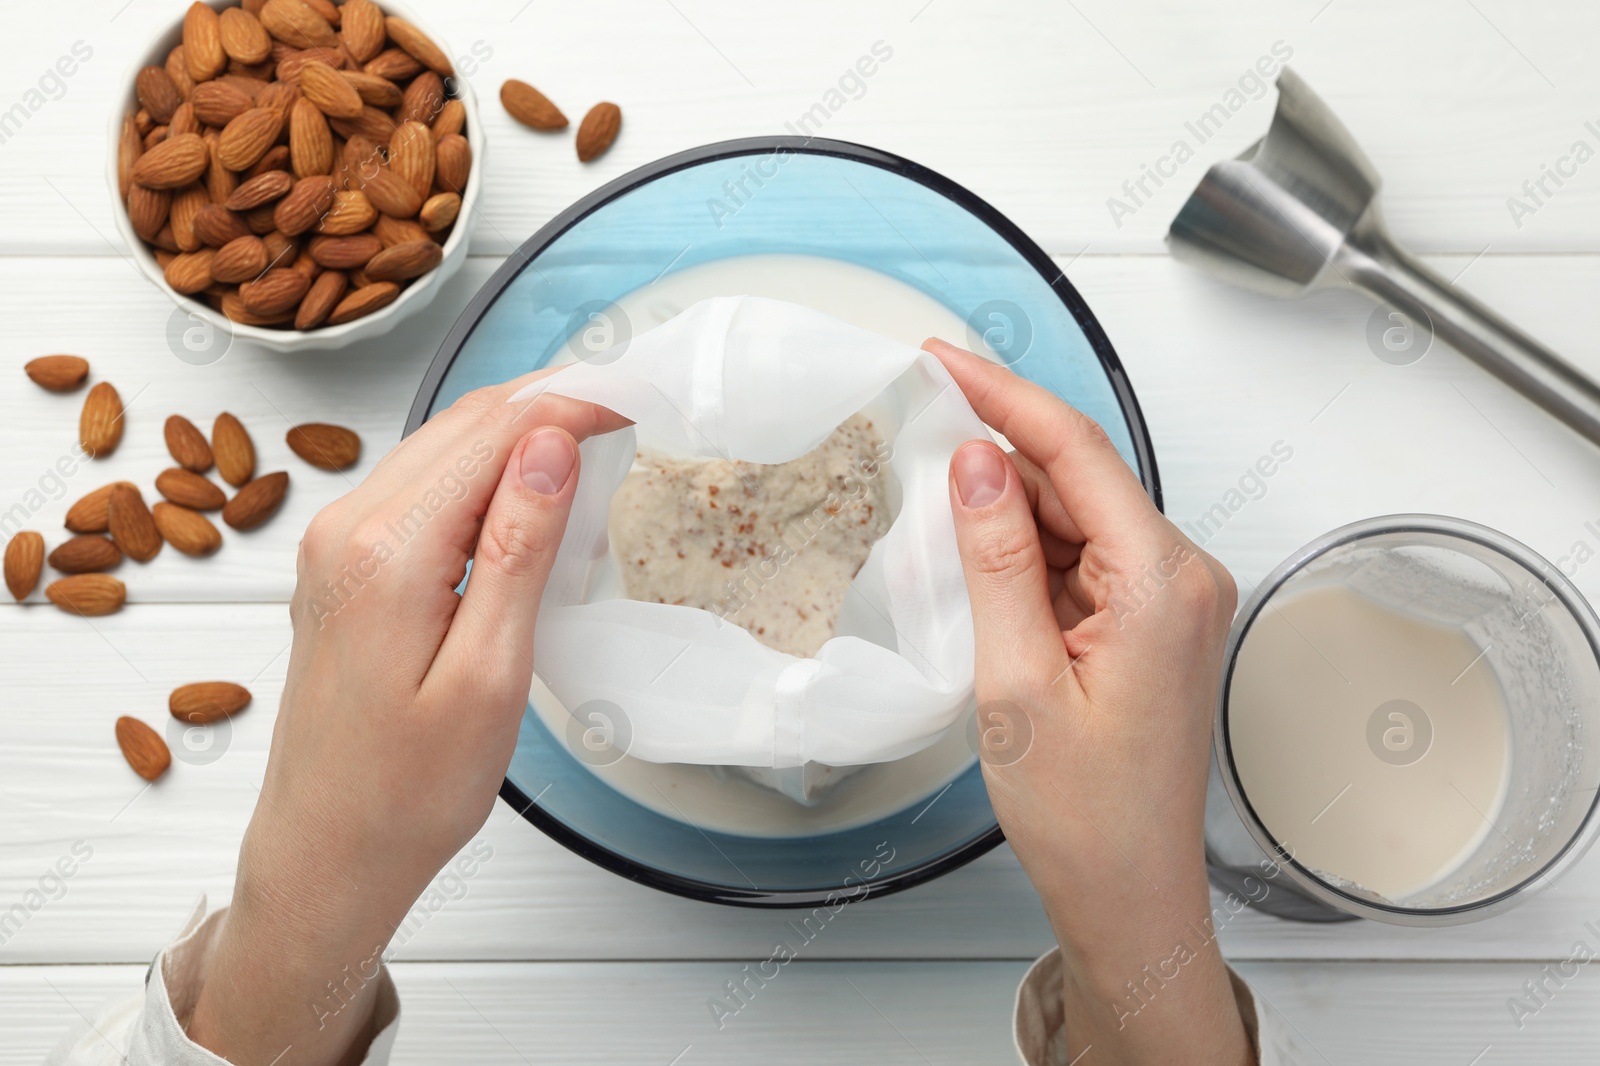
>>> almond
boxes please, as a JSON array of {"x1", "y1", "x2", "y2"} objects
[
  {"x1": 240, "y1": 267, "x2": 311, "y2": 315},
  {"x1": 576, "y1": 102, "x2": 621, "y2": 163},
  {"x1": 256, "y1": 79, "x2": 302, "y2": 123},
  {"x1": 153, "y1": 502, "x2": 223, "y2": 557},
  {"x1": 260, "y1": 0, "x2": 337, "y2": 49},
  {"x1": 290, "y1": 98, "x2": 333, "y2": 176},
  {"x1": 364, "y1": 239, "x2": 441, "y2": 282},
  {"x1": 193, "y1": 203, "x2": 251, "y2": 247},
  {"x1": 49, "y1": 574, "x2": 126, "y2": 617},
  {"x1": 301, "y1": 0, "x2": 340, "y2": 27},
  {"x1": 316, "y1": 189, "x2": 376, "y2": 234},
  {"x1": 165, "y1": 414, "x2": 215, "y2": 472},
  {"x1": 294, "y1": 270, "x2": 347, "y2": 330},
  {"x1": 340, "y1": 0, "x2": 386, "y2": 63},
  {"x1": 275, "y1": 46, "x2": 345, "y2": 84},
  {"x1": 298, "y1": 60, "x2": 363, "y2": 118},
  {"x1": 246, "y1": 145, "x2": 293, "y2": 180},
  {"x1": 327, "y1": 281, "x2": 399, "y2": 325},
  {"x1": 115, "y1": 716, "x2": 170, "y2": 780},
  {"x1": 170, "y1": 184, "x2": 209, "y2": 252},
  {"x1": 290, "y1": 248, "x2": 324, "y2": 280},
  {"x1": 223, "y1": 471, "x2": 289, "y2": 530},
  {"x1": 362, "y1": 168, "x2": 420, "y2": 218},
  {"x1": 65, "y1": 482, "x2": 137, "y2": 534},
  {"x1": 219, "y1": 7, "x2": 273, "y2": 64},
  {"x1": 385, "y1": 16, "x2": 452, "y2": 76},
  {"x1": 127, "y1": 185, "x2": 171, "y2": 241},
  {"x1": 371, "y1": 214, "x2": 428, "y2": 247},
  {"x1": 328, "y1": 106, "x2": 395, "y2": 144},
  {"x1": 501, "y1": 80, "x2": 567, "y2": 130},
  {"x1": 24, "y1": 354, "x2": 89, "y2": 392},
  {"x1": 212, "y1": 235, "x2": 271, "y2": 283},
  {"x1": 151, "y1": 223, "x2": 181, "y2": 253},
  {"x1": 48, "y1": 535, "x2": 122, "y2": 574},
  {"x1": 163, "y1": 248, "x2": 216, "y2": 294},
  {"x1": 157, "y1": 467, "x2": 228, "y2": 511},
  {"x1": 167, "y1": 46, "x2": 198, "y2": 102},
  {"x1": 223, "y1": 291, "x2": 295, "y2": 326},
  {"x1": 363, "y1": 48, "x2": 421, "y2": 82},
  {"x1": 399, "y1": 71, "x2": 445, "y2": 126},
  {"x1": 183, "y1": 2, "x2": 227, "y2": 82},
  {"x1": 4, "y1": 532, "x2": 44, "y2": 601},
  {"x1": 109, "y1": 484, "x2": 162, "y2": 563},
  {"x1": 213, "y1": 412, "x2": 257, "y2": 487},
  {"x1": 343, "y1": 70, "x2": 401, "y2": 109},
  {"x1": 262, "y1": 230, "x2": 300, "y2": 268},
  {"x1": 203, "y1": 130, "x2": 238, "y2": 204},
  {"x1": 274, "y1": 174, "x2": 337, "y2": 235},
  {"x1": 144, "y1": 125, "x2": 170, "y2": 151},
  {"x1": 169, "y1": 102, "x2": 201, "y2": 139},
  {"x1": 224, "y1": 169, "x2": 294, "y2": 211},
  {"x1": 80, "y1": 382, "x2": 124, "y2": 458},
  {"x1": 131, "y1": 133, "x2": 209, "y2": 190},
  {"x1": 286, "y1": 422, "x2": 361, "y2": 470},
  {"x1": 434, "y1": 133, "x2": 471, "y2": 193},
  {"x1": 219, "y1": 73, "x2": 271, "y2": 100},
  {"x1": 117, "y1": 113, "x2": 143, "y2": 199},
  {"x1": 308, "y1": 233, "x2": 381, "y2": 269},
  {"x1": 169, "y1": 681, "x2": 253, "y2": 724},
  {"x1": 217, "y1": 108, "x2": 284, "y2": 170},
  {"x1": 419, "y1": 192, "x2": 460, "y2": 232},
  {"x1": 433, "y1": 99, "x2": 466, "y2": 140},
  {"x1": 135, "y1": 66, "x2": 183, "y2": 124},
  {"x1": 389, "y1": 121, "x2": 435, "y2": 202}
]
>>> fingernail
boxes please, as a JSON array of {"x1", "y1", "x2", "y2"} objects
[
  {"x1": 953, "y1": 442, "x2": 1006, "y2": 509},
  {"x1": 521, "y1": 428, "x2": 574, "y2": 495}
]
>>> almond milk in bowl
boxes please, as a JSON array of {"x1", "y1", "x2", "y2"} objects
[{"x1": 406, "y1": 138, "x2": 1159, "y2": 906}]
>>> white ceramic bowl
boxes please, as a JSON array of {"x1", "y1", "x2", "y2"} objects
[{"x1": 106, "y1": 0, "x2": 483, "y2": 353}]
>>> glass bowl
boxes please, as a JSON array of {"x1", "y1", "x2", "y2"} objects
[
  {"x1": 405, "y1": 136, "x2": 1159, "y2": 906},
  {"x1": 1216, "y1": 515, "x2": 1600, "y2": 925}
]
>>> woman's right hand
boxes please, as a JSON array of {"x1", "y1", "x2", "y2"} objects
[{"x1": 926, "y1": 339, "x2": 1252, "y2": 1066}]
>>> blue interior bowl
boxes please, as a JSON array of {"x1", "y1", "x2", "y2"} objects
[{"x1": 405, "y1": 137, "x2": 1160, "y2": 907}]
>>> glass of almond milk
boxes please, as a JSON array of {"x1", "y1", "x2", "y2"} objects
[{"x1": 1218, "y1": 515, "x2": 1600, "y2": 924}]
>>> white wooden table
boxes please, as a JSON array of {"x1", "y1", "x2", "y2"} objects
[{"x1": 4, "y1": 0, "x2": 1600, "y2": 1061}]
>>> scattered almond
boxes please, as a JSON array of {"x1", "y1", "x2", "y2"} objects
[
  {"x1": 164, "y1": 414, "x2": 215, "y2": 472},
  {"x1": 170, "y1": 681, "x2": 253, "y2": 724},
  {"x1": 48, "y1": 535, "x2": 123, "y2": 574},
  {"x1": 576, "y1": 102, "x2": 621, "y2": 163},
  {"x1": 115, "y1": 716, "x2": 171, "y2": 780},
  {"x1": 223, "y1": 471, "x2": 289, "y2": 530},
  {"x1": 213, "y1": 412, "x2": 257, "y2": 487},
  {"x1": 80, "y1": 382, "x2": 124, "y2": 458},
  {"x1": 4, "y1": 532, "x2": 44, "y2": 601},
  {"x1": 156, "y1": 467, "x2": 228, "y2": 511},
  {"x1": 48, "y1": 574, "x2": 127, "y2": 616},
  {"x1": 24, "y1": 355, "x2": 89, "y2": 392},
  {"x1": 501, "y1": 80, "x2": 567, "y2": 130},
  {"x1": 286, "y1": 422, "x2": 361, "y2": 470},
  {"x1": 65, "y1": 482, "x2": 137, "y2": 534},
  {"x1": 109, "y1": 484, "x2": 163, "y2": 563},
  {"x1": 153, "y1": 502, "x2": 223, "y2": 557}
]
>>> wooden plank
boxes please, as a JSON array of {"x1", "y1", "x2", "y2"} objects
[
  {"x1": 5, "y1": 252, "x2": 1600, "y2": 605},
  {"x1": 5, "y1": 960, "x2": 1600, "y2": 1065},
  {"x1": 1, "y1": 1, "x2": 1598, "y2": 257},
  {"x1": 0, "y1": 599, "x2": 1598, "y2": 963}
]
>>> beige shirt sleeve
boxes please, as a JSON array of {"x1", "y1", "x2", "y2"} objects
[
  {"x1": 1014, "y1": 947, "x2": 1308, "y2": 1064},
  {"x1": 44, "y1": 898, "x2": 399, "y2": 1066}
]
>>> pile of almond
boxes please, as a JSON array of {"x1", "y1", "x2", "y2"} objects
[
  {"x1": 119, "y1": 0, "x2": 473, "y2": 331},
  {"x1": 6, "y1": 354, "x2": 362, "y2": 616}
]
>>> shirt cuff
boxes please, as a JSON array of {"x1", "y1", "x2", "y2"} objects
[
  {"x1": 1014, "y1": 947, "x2": 1297, "y2": 1065},
  {"x1": 45, "y1": 896, "x2": 401, "y2": 1066}
]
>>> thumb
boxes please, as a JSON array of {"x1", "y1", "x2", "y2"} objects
[
  {"x1": 949, "y1": 440, "x2": 1067, "y2": 698},
  {"x1": 434, "y1": 426, "x2": 580, "y2": 704}
]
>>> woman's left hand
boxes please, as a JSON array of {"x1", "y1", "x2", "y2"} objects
[{"x1": 188, "y1": 372, "x2": 626, "y2": 1066}]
